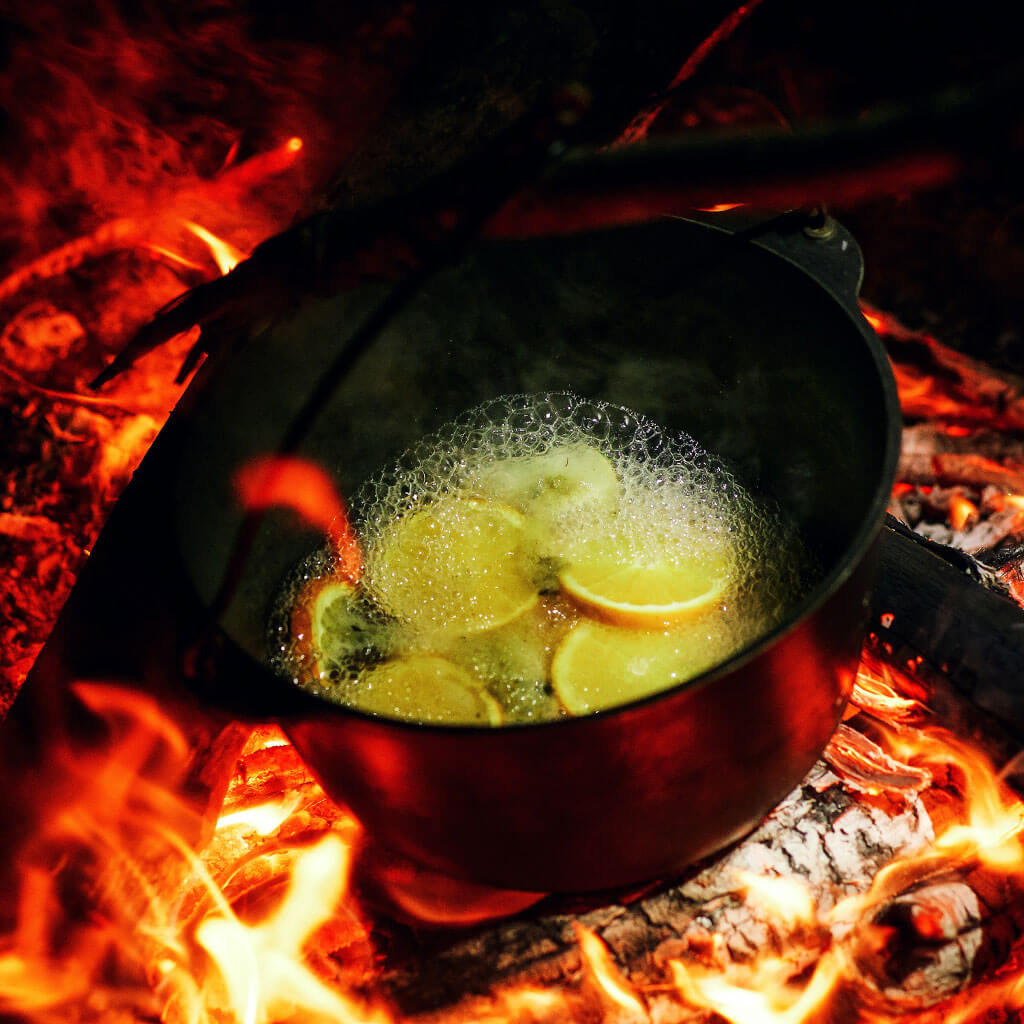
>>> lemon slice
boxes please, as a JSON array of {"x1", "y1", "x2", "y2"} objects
[
  {"x1": 291, "y1": 575, "x2": 388, "y2": 678},
  {"x1": 551, "y1": 620, "x2": 722, "y2": 715},
  {"x1": 348, "y1": 654, "x2": 503, "y2": 724},
  {"x1": 443, "y1": 596, "x2": 575, "y2": 723},
  {"x1": 473, "y1": 442, "x2": 619, "y2": 518},
  {"x1": 558, "y1": 546, "x2": 728, "y2": 629},
  {"x1": 367, "y1": 497, "x2": 539, "y2": 635}
]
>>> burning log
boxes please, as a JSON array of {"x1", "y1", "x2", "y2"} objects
[
  {"x1": 853, "y1": 871, "x2": 1024, "y2": 1007},
  {"x1": 375, "y1": 759, "x2": 933, "y2": 1018},
  {"x1": 4, "y1": 637, "x2": 1024, "y2": 1023},
  {"x1": 879, "y1": 312, "x2": 1024, "y2": 434}
]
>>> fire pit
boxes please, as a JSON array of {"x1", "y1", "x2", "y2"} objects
[{"x1": 4, "y1": 2, "x2": 1024, "y2": 1022}]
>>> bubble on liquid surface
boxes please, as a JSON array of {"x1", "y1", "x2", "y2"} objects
[
  {"x1": 359, "y1": 394, "x2": 809, "y2": 653},
  {"x1": 277, "y1": 392, "x2": 816, "y2": 722}
]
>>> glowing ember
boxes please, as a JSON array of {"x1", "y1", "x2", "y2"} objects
[
  {"x1": 948, "y1": 493, "x2": 978, "y2": 531},
  {"x1": 3, "y1": 17, "x2": 1024, "y2": 1015},
  {"x1": 0, "y1": 128, "x2": 308, "y2": 711}
]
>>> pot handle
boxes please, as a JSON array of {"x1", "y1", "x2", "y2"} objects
[{"x1": 685, "y1": 208, "x2": 866, "y2": 320}]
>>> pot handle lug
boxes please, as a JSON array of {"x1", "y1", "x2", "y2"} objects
[{"x1": 684, "y1": 207, "x2": 866, "y2": 319}]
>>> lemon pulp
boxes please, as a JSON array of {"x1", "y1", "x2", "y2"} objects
[
  {"x1": 350, "y1": 655, "x2": 503, "y2": 724},
  {"x1": 551, "y1": 619, "x2": 730, "y2": 715},
  {"x1": 558, "y1": 544, "x2": 729, "y2": 629},
  {"x1": 367, "y1": 496, "x2": 539, "y2": 635}
]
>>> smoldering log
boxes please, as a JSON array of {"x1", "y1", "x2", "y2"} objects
[
  {"x1": 901, "y1": 423, "x2": 1024, "y2": 466},
  {"x1": 852, "y1": 871, "x2": 1024, "y2": 1007},
  {"x1": 884, "y1": 320, "x2": 1024, "y2": 432},
  {"x1": 871, "y1": 519, "x2": 1024, "y2": 745},
  {"x1": 890, "y1": 486, "x2": 1024, "y2": 559}
]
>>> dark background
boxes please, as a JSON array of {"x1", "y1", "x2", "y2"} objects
[{"x1": 2, "y1": 0, "x2": 1021, "y2": 375}]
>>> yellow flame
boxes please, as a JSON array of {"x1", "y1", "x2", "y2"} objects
[
  {"x1": 182, "y1": 220, "x2": 246, "y2": 274},
  {"x1": 574, "y1": 923, "x2": 646, "y2": 1016},
  {"x1": 948, "y1": 493, "x2": 978, "y2": 531},
  {"x1": 670, "y1": 952, "x2": 842, "y2": 1024},
  {"x1": 194, "y1": 834, "x2": 387, "y2": 1024},
  {"x1": 216, "y1": 795, "x2": 304, "y2": 837},
  {"x1": 735, "y1": 871, "x2": 816, "y2": 930},
  {"x1": 863, "y1": 309, "x2": 886, "y2": 332}
]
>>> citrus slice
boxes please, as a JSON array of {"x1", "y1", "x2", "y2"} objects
[
  {"x1": 551, "y1": 620, "x2": 722, "y2": 715},
  {"x1": 443, "y1": 596, "x2": 575, "y2": 723},
  {"x1": 348, "y1": 654, "x2": 503, "y2": 725},
  {"x1": 558, "y1": 546, "x2": 728, "y2": 629},
  {"x1": 473, "y1": 442, "x2": 619, "y2": 519},
  {"x1": 367, "y1": 497, "x2": 539, "y2": 635},
  {"x1": 291, "y1": 575, "x2": 388, "y2": 678}
]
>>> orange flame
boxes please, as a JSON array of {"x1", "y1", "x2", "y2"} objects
[
  {"x1": 193, "y1": 835, "x2": 388, "y2": 1024},
  {"x1": 995, "y1": 492, "x2": 1024, "y2": 513},
  {"x1": 574, "y1": 923, "x2": 647, "y2": 1017},
  {"x1": 5, "y1": 646, "x2": 1024, "y2": 1023},
  {"x1": 863, "y1": 309, "x2": 886, "y2": 333},
  {"x1": 233, "y1": 455, "x2": 363, "y2": 581},
  {"x1": 657, "y1": 654, "x2": 1024, "y2": 1024},
  {"x1": 948, "y1": 492, "x2": 978, "y2": 530},
  {"x1": 216, "y1": 795, "x2": 304, "y2": 836}
]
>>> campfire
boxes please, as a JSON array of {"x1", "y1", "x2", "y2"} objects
[
  {"x1": 3, "y1": 622, "x2": 1024, "y2": 1022},
  {"x1": 4, "y1": 3, "x2": 1024, "y2": 1022}
]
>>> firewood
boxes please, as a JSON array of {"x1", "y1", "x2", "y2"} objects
[
  {"x1": 872, "y1": 520, "x2": 1024, "y2": 744},
  {"x1": 853, "y1": 872, "x2": 1024, "y2": 1006},
  {"x1": 376, "y1": 761, "x2": 933, "y2": 1018},
  {"x1": 898, "y1": 452, "x2": 1024, "y2": 494},
  {"x1": 881, "y1": 314, "x2": 1024, "y2": 432},
  {"x1": 901, "y1": 423, "x2": 1024, "y2": 464}
]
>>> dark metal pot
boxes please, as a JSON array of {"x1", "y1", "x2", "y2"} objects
[{"x1": 13, "y1": 214, "x2": 901, "y2": 892}]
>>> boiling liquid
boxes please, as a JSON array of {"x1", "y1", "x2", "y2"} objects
[{"x1": 270, "y1": 393, "x2": 817, "y2": 723}]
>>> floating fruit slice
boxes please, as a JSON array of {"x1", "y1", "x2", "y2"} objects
[
  {"x1": 348, "y1": 654, "x2": 503, "y2": 724},
  {"x1": 291, "y1": 574, "x2": 387, "y2": 678},
  {"x1": 473, "y1": 442, "x2": 619, "y2": 519},
  {"x1": 473, "y1": 443, "x2": 620, "y2": 588},
  {"x1": 367, "y1": 497, "x2": 538, "y2": 635},
  {"x1": 558, "y1": 545, "x2": 728, "y2": 629},
  {"x1": 551, "y1": 620, "x2": 722, "y2": 715},
  {"x1": 443, "y1": 596, "x2": 576, "y2": 723}
]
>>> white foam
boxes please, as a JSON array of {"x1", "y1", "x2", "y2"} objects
[{"x1": 277, "y1": 393, "x2": 815, "y2": 721}]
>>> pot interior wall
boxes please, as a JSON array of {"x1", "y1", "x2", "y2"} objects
[{"x1": 174, "y1": 219, "x2": 892, "y2": 667}]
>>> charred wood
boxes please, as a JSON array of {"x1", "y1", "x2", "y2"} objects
[
  {"x1": 376, "y1": 761, "x2": 932, "y2": 1017},
  {"x1": 872, "y1": 520, "x2": 1024, "y2": 746}
]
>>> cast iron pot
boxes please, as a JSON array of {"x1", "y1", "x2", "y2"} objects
[{"x1": 17, "y1": 214, "x2": 901, "y2": 893}]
